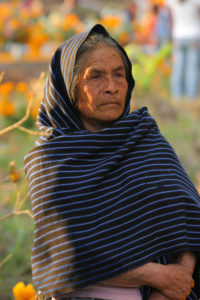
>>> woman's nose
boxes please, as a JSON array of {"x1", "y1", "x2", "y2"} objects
[{"x1": 105, "y1": 76, "x2": 118, "y2": 94}]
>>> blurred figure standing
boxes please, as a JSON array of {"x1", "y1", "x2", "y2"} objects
[
  {"x1": 126, "y1": 1, "x2": 138, "y2": 22},
  {"x1": 166, "y1": 0, "x2": 200, "y2": 100},
  {"x1": 138, "y1": 3, "x2": 160, "y2": 54},
  {"x1": 156, "y1": 2, "x2": 171, "y2": 48}
]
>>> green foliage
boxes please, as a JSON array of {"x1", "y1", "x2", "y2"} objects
[
  {"x1": 0, "y1": 214, "x2": 33, "y2": 299},
  {"x1": 160, "y1": 111, "x2": 200, "y2": 181},
  {"x1": 0, "y1": 131, "x2": 35, "y2": 299},
  {"x1": 125, "y1": 42, "x2": 172, "y2": 93},
  {"x1": 0, "y1": 130, "x2": 36, "y2": 170}
]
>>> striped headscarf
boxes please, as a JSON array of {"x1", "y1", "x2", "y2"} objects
[{"x1": 24, "y1": 24, "x2": 200, "y2": 299}]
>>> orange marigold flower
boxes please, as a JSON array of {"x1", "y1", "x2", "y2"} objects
[
  {"x1": 13, "y1": 281, "x2": 36, "y2": 300},
  {"x1": 8, "y1": 18, "x2": 20, "y2": 31},
  {"x1": 118, "y1": 32, "x2": 130, "y2": 46},
  {"x1": 16, "y1": 82, "x2": 28, "y2": 93},
  {"x1": 0, "y1": 3, "x2": 13, "y2": 22},
  {"x1": 148, "y1": 0, "x2": 164, "y2": 6},
  {"x1": 0, "y1": 98, "x2": 15, "y2": 116},
  {"x1": 100, "y1": 15, "x2": 122, "y2": 30},
  {"x1": 28, "y1": 28, "x2": 49, "y2": 52},
  {"x1": 28, "y1": 23, "x2": 49, "y2": 46},
  {"x1": 0, "y1": 82, "x2": 14, "y2": 96},
  {"x1": 62, "y1": 14, "x2": 81, "y2": 31}
]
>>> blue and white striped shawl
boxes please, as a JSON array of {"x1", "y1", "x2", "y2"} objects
[{"x1": 24, "y1": 25, "x2": 200, "y2": 299}]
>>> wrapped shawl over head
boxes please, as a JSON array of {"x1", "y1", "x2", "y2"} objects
[{"x1": 24, "y1": 24, "x2": 200, "y2": 299}]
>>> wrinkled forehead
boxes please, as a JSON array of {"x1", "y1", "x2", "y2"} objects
[{"x1": 77, "y1": 46, "x2": 128, "y2": 78}]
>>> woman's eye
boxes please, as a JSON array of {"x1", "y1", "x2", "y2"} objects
[
  {"x1": 115, "y1": 73, "x2": 123, "y2": 77},
  {"x1": 90, "y1": 73, "x2": 102, "y2": 79},
  {"x1": 93, "y1": 75, "x2": 100, "y2": 79}
]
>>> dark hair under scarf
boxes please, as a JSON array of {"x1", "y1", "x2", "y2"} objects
[{"x1": 24, "y1": 24, "x2": 200, "y2": 299}]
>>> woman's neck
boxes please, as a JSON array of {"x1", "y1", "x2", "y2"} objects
[{"x1": 81, "y1": 118, "x2": 114, "y2": 132}]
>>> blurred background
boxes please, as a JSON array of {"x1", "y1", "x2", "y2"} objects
[{"x1": 0, "y1": 0, "x2": 200, "y2": 299}]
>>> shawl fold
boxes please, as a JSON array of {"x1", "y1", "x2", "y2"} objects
[{"x1": 24, "y1": 24, "x2": 200, "y2": 299}]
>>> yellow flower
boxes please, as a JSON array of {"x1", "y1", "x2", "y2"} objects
[{"x1": 13, "y1": 282, "x2": 36, "y2": 300}]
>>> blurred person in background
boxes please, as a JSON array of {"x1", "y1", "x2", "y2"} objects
[
  {"x1": 156, "y1": 1, "x2": 171, "y2": 48},
  {"x1": 138, "y1": 3, "x2": 160, "y2": 54},
  {"x1": 126, "y1": 1, "x2": 138, "y2": 22},
  {"x1": 166, "y1": 0, "x2": 200, "y2": 100},
  {"x1": 123, "y1": 1, "x2": 140, "y2": 45},
  {"x1": 63, "y1": 0, "x2": 77, "y2": 14}
]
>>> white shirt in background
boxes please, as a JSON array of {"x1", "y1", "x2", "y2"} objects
[{"x1": 166, "y1": 0, "x2": 200, "y2": 39}]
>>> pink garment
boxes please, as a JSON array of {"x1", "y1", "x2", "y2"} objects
[{"x1": 64, "y1": 285, "x2": 142, "y2": 300}]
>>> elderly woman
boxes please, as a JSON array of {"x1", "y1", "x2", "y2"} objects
[{"x1": 24, "y1": 25, "x2": 200, "y2": 300}]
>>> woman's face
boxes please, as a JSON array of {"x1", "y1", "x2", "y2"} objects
[{"x1": 76, "y1": 44, "x2": 128, "y2": 132}]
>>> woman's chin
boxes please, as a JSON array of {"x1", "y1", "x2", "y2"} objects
[{"x1": 100, "y1": 110, "x2": 123, "y2": 122}]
